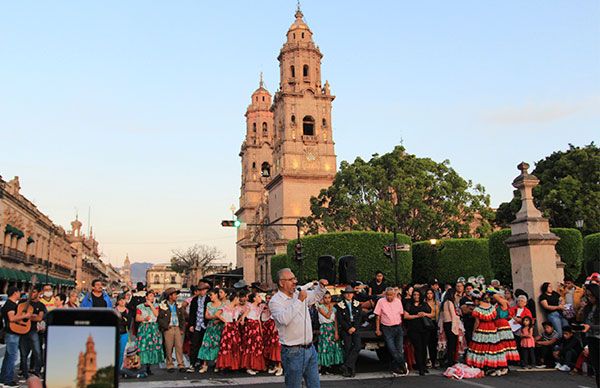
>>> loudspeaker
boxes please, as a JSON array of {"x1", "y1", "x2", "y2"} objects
[
  {"x1": 318, "y1": 255, "x2": 336, "y2": 285},
  {"x1": 338, "y1": 255, "x2": 357, "y2": 284}
]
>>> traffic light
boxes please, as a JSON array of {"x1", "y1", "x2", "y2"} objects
[
  {"x1": 221, "y1": 219, "x2": 242, "y2": 228},
  {"x1": 294, "y1": 242, "x2": 303, "y2": 261}
]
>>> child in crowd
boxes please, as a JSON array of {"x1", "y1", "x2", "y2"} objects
[
  {"x1": 519, "y1": 316, "x2": 535, "y2": 368},
  {"x1": 240, "y1": 293, "x2": 267, "y2": 375},
  {"x1": 216, "y1": 293, "x2": 242, "y2": 371},
  {"x1": 317, "y1": 292, "x2": 344, "y2": 373},
  {"x1": 553, "y1": 326, "x2": 583, "y2": 372},
  {"x1": 121, "y1": 346, "x2": 148, "y2": 379},
  {"x1": 261, "y1": 292, "x2": 283, "y2": 376},
  {"x1": 535, "y1": 321, "x2": 561, "y2": 368},
  {"x1": 198, "y1": 289, "x2": 226, "y2": 373}
]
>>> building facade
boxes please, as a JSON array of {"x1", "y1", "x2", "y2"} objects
[
  {"x1": 186, "y1": 261, "x2": 232, "y2": 287},
  {"x1": 0, "y1": 176, "x2": 120, "y2": 292},
  {"x1": 77, "y1": 334, "x2": 98, "y2": 388},
  {"x1": 120, "y1": 254, "x2": 132, "y2": 286},
  {"x1": 146, "y1": 263, "x2": 183, "y2": 293},
  {"x1": 236, "y1": 6, "x2": 337, "y2": 284}
]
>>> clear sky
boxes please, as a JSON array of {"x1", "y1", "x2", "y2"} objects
[
  {"x1": 1, "y1": 1, "x2": 598, "y2": 267},
  {"x1": 45, "y1": 326, "x2": 115, "y2": 388}
]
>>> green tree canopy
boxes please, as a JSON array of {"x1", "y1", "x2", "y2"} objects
[
  {"x1": 302, "y1": 146, "x2": 494, "y2": 241},
  {"x1": 496, "y1": 143, "x2": 600, "y2": 235}
]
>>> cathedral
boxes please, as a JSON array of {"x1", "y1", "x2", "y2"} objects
[
  {"x1": 236, "y1": 6, "x2": 337, "y2": 284},
  {"x1": 76, "y1": 334, "x2": 98, "y2": 388}
]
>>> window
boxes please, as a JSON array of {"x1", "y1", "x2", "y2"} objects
[
  {"x1": 252, "y1": 162, "x2": 256, "y2": 169},
  {"x1": 262, "y1": 122, "x2": 268, "y2": 136},
  {"x1": 262, "y1": 96, "x2": 265, "y2": 101},
  {"x1": 293, "y1": 33, "x2": 296, "y2": 39},
  {"x1": 303, "y1": 115, "x2": 315, "y2": 136},
  {"x1": 252, "y1": 123, "x2": 256, "y2": 133},
  {"x1": 322, "y1": 118, "x2": 327, "y2": 127},
  {"x1": 291, "y1": 115, "x2": 296, "y2": 124},
  {"x1": 303, "y1": 65, "x2": 309, "y2": 77},
  {"x1": 301, "y1": 32, "x2": 305, "y2": 39},
  {"x1": 170, "y1": 275, "x2": 176, "y2": 284},
  {"x1": 261, "y1": 162, "x2": 271, "y2": 177},
  {"x1": 153, "y1": 275, "x2": 159, "y2": 284},
  {"x1": 290, "y1": 65, "x2": 295, "y2": 78}
]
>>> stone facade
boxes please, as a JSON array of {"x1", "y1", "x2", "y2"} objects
[
  {"x1": 236, "y1": 6, "x2": 337, "y2": 284},
  {"x1": 120, "y1": 254, "x2": 132, "y2": 286},
  {"x1": 186, "y1": 261, "x2": 232, "y2": 288},
  {"x1": 0, "y1": 175, "x2": 120, "y2": 292},
  {"x1": 146, "y1": 263, "x2": 183, "y2": 293},
  {"x1": 76, "y1": 334, "x2": 98, "y2": 388}
]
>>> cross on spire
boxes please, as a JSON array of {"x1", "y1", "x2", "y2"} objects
[
  {"x1": 259, "y1": 71, "x2": 264, "y2": 88},
  {"x1": 295, "y1": 0, "x2": 303, "y2": 19}
]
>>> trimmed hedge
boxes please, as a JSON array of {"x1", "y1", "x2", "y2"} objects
[
  {"x1": 583, "y1": 233, "x2": 600, "y2": 275},
  {"x1": 489, "y1": 229, "x2": 513, "y2": 286},
  {"x1": 551, "y1": 228, "x2": 583, "y2": 280},
  {"x1": 412, "y1": 238, "x2": 492, "y2": 285},
  {"x1": 270, "y1": 254, "x2": 290, "y2": 282},
  {"x1": 271, "y1": 231, "x2": 412, "y2": 285}
]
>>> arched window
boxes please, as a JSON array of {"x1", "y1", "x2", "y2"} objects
[
  {"x1": 153, "y1": 275, "x2": 159, "y2": 284},
  {"x1": 262, "y1": 96, "x2": 265, "y2": 101},
  {"x1": 291, "y1": 115, "x2": 296, "y2": 125},
  {"x1": 261, "y1": 162, "x2": 271, "y2": 178},
  {"x1": 301, "y1": 32, "x2": 305, "y2": 39},
  {"x1": 303, "y1": 115, "x2": 315, "y2": 136},
  {"x1": 293, "y1": 33, "x2": 296, "y2": 39},
  {"x1": 322, "y1": 118, "x2": 327, "y2": 127},
  {"x1": 170, "y1": 275, "x2": 176, "y2": 284},
  {"x1": 252, "y1": 123, "x2": 257, "y2": 133},
  {"x1": 290, "y1": 65, "x2": 295, "y2": 78},
  {"x1": 262, "y1": 122, "x2": 268, "y2": 136},
  {"x1": 252, "y1": 162, "x2": 256, "y2": 169},
  {"x1": 303, "y1": 65, "x2": 309, "y2": 77}
]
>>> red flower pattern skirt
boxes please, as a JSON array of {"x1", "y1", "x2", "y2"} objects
[
  {"x1": 262, "y1": 318, "x2": 282, "y2": 362},
  {"x1": 241, "y1": 319, "x2": 266, "y2": 371},
  {"x1": 216, "y1": 321, "x2": 242, "y2": 370}
]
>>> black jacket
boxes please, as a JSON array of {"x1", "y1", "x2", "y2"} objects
[
  {"x1": 336, "y1": 299, "x2": 362, "y2": 334},
  {"x1": 188, "y1": 294, "x2": 209, "y2": 330},
  {"x1": 157, "y1": 301, "x2": 186, "y2": 332}
]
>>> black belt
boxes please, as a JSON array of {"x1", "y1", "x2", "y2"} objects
[{"x1": 282, "y1": 343, "x2": 313, "y2": 349}]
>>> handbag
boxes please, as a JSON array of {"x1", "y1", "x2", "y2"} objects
[{"x1": 423, "y1": 316, "x2": 435, "y2": 329}]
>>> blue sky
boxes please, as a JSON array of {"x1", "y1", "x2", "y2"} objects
[{"x1": 1, "y1": 1, "x2": 598, "y2": 266}]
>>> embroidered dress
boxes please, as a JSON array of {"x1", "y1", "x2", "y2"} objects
[
  {"x1": 316, "y1": 304, "x2": 344, "y2": 367},
  {"x1": 216, "y1": 305, "x2": 242, "y2": 370},
  {"x1": 495, "y1": 305, "x2": 520, "y2": 362},
  {"x1": 198, "y1": 302, "x2": 224, "y2": 362},
  {"x1": 240, "y1": 305, "x2": 266, "y2": 371},
  {"x1": 261, "y1": 309, "x2": 281, "y2": 362},
  {"x1": 465, "y1": 304, "x2": 506, "y2": 369},
  {"x1": 136, "y1": 303, "x2": 165, "y2": 365}
]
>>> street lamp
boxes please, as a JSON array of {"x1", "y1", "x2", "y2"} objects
[
  {"x1": 575, "y1": 219, "x2": 584, "y2": 229},
  {"x1": 429, "y1": 239, "x2": 438, "y2": 246}
]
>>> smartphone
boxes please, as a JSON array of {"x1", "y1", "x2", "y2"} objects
[{"x1": 45, "y1": 308, "x2": 119, "y2": 388}]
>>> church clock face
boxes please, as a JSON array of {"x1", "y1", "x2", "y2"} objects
[{"x1": 304, "y1": 147, "x2": 319, "y2": 162}]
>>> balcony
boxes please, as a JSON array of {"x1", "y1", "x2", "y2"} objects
[{"x1": 0, "y1": 245, "x2": 26, "y2": 263}]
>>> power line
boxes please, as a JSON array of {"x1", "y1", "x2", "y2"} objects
[{"x1": 101, "y1": 235, "x2": 234, "y2": 245}]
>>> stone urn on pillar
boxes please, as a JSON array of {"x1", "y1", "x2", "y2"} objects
[{"x1": 505, "y1": 162, "x2": 564, "y2": 327}]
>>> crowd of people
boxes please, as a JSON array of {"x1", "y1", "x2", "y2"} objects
[{"x1": 0, "y1": 271, "x2": 598, "y2": 387}]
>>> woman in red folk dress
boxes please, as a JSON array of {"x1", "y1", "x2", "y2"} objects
[
  {"x1": 492, "y1": 290, "x2": 520, "y2": 374},
  {"x1": 240, "y1": 293, "x2": 267, "y2": 375},
  {"x1": 261, "y1": 292, "x2": 283, "y2": 376},
  {"x1": 466, "y1": 289, "x2": 508, "y2": 377},
  {"x1": 216, "y1": 293, "x2": 242, "y2": 371}
]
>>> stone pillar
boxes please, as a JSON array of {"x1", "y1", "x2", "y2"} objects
[{"x1": 506, "y1": 162, "x2": 564, "y2": 329}]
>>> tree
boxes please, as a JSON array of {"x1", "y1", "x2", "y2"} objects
[
  {"x1": 87, "y1": 366, "x2": 114, "y2": 388},
  {"x1": 302, "y1": 146, "x2": 494, "y2": 241},
  {"x1": 496, "y1": 143, "x2": 600, "y2": 235},
  {"x1": 170, "y1": 244, "x2": 224, "y2": 275}
]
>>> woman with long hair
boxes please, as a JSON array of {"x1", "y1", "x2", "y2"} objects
[
  {"x1": 404, "y1": 289, "x2": 432, "y2": 375},
  {"x1": 425, "y1": 288, "x2": 441, "y2": 368},
  {"x1": 114, "y1": 293, "x2": 130, "y2": 373},
  {"x1": 216, "y1": 292, "x2": 242, "y2": 371},
  {"x1": 441, "y1": 288, "x2": 459, "y2": 367},
  {"x1": 316, "y1": 292, "x2": 344, "y2": 373},
  {"x1": 240, "y1": 293, "x2": 267, "y2": 375},
  {"x1": 135, "y1": 290, "x2": 164, "y2": 375},
  {"x1": 492, "y1": 290, "x2": 519, "y2": 375}
]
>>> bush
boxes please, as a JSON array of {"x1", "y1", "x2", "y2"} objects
[
  {"x1": 278, "y1": 231, "x2": 412, "y2": 285},
  {"x1": 551, "y1": 228, "x2": 583, "y2": 280},
  {"x1": 412, "y1": 238, "x2": 492, "y2": 285},
  {"x1": 270, "y1": 254, "x2": 290, "y2": 282},
  {"x1": 583, "y1": 232, "x2": 600, "y2": 275},
  {"x1": 489, "y1": 229, "x2": 512, "y2": 286}
]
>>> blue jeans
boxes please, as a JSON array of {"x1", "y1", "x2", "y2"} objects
[
  {"x1": 280, "y1": 345, "x2": 320, "y2": 388},
  {"x1": 119, "y1": 333, "x2": 128, "y2": 371},
  {"x1": 0, "y1": 333, "x2": 20, "y2": 384},
  {"x1": 547, "y1": 311, "x2": 568, "y2": 337},
  {"x1": 20, "y1": 331, "x2": 42, "y2": 377},
  {"x1": 381, "y1": 324, "x2": 405, "y2": 371}
]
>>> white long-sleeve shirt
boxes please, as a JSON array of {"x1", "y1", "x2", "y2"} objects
[{"x1": 268, "y1": 285, "x2": 326, "y2": 346}]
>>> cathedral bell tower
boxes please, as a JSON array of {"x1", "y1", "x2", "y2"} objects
[
  {"x1": 236, "y1": 75, "x2": 275, "y2": 274},
  {"x1": 267, "y1": 5, "x2": 337, "y2": 242}
]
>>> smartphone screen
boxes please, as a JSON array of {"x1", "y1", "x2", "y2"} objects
[{"x1": 45, "y1": 309, "x2": 119, "y2": 388}]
